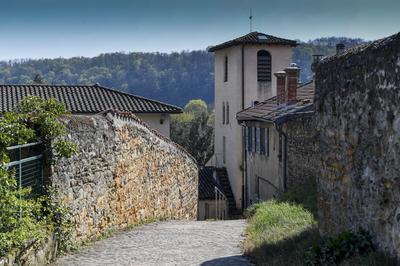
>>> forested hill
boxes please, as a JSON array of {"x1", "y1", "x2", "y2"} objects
[{"x1": 0, "y1": 37, "x2": 365, "y2": 107}]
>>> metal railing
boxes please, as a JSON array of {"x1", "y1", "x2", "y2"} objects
[
  {"x1": 6, "y1": 142, "x2": 44, "y2": 195},
  {"x1": 215, "y1": 186, "x2": 228, "y2": 220},
  {"x1": 256, "y1": 175, "x2": 282, "y2": 203}
]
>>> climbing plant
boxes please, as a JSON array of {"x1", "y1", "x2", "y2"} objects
[{"x1": 0, "y1": 96, "x2": 78, "y2": 257}]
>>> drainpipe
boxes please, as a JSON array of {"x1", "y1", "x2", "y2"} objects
[
  {"x1": 275, "y1": 123, "x2": 288, "y2": 191},
  {"x1": 241, "y1": 44, "x2": 247, "y2": 210}
]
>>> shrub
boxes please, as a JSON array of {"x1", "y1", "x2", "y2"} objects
[
  {"x1": 0, "y1": 96, "x2": 77, "y2": 257},
  {"x1": 304, "y1": 229, "x2": 374, "y2": 265},
  {"x1": 245, "y1": 200, "x2": 316, "y2": 251}
]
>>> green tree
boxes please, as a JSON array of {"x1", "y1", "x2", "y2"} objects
[{"x1": 171, "y1": 99, "x2": 214, "y2": 165}]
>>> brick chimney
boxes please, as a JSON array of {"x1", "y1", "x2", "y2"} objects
[
  {"x1": 274, "y1": 71, "x2": 286, "y2": 105},
  {"x1": 284, "y1": 63, "x2": 300, "y2": 104}
]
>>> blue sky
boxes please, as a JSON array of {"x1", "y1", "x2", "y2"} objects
[{"x1": 0, "y1": 0, "x2": 399, "y2": 60}]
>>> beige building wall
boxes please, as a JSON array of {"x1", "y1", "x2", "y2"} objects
[
  {"x1": 214, "y1": 44, "x2": 292, "y2": 210},
  {"x1": 245, "y1": 123, "x2": 284, "y2": 204},
  {"x1": 136, "y1": 113, "x2": 171, "y2": 137}
]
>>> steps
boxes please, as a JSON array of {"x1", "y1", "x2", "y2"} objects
[{"x1": 215, "y1": 167, "x2": 242, "y2": 218}]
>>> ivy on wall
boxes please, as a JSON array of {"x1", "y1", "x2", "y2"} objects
[{"x1": 0, "y1": 96, "x2": 77, "y2": 257}]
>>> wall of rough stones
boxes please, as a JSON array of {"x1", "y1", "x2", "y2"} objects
[
  {"x1": 50, "y1": 111, "x2": 198, "y2": 243},
  {"x1": 315, "y1": 32, "x2": 400, "y2": 255},
  {"x1": 285, "y1": 116, "x2": 318, "y2": 188}
]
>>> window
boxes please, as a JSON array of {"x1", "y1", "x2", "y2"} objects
[
  {"x1": 224, "y1": 56, "x2": 228, "y2": 82},
  {"x1": 257, "y1": 50, "x2": 271, "y2": 82},
  {"x1": 222, "y1": 102, "x2": 225, "y2": 124},
  {"x1": 222, "y1": 136, "x2": 226, "y2": 164},
  {"x1": 255, "y1": 128, "x2": 260, "y2": 153},
  {"x1": 247, "y1": 127, "x2": 252, "y2": 152},
  {"x1": 265, "y1": 128, "x2": 270, "y2": 156},
  {"x1": 226, "y1": 102, "x2": 229, "y2": 124},
  {"x1": 260, "y1": 128, "x2": 265, "y2": 154},
  {"x1": 252, "y1": 127, "x2": 257, "y2": 153}
]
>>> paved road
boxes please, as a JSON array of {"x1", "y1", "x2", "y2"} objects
[{"x1": 55, "y1": 220, "x2": 251, "y2": 266}]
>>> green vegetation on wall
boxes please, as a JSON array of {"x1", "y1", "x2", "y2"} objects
[{"x1": 0, "y1": 97, "x2": 77, "y2": 257}]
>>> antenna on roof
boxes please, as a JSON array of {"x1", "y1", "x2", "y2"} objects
[{"x1": 249, "y1": 8, "x2": 253, "y2": 32}]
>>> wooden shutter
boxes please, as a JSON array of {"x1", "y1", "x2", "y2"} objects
[
  {"x1": 257, "y1": 50, "x2": 271, "y2": 82},
  {"x1": 222, "y1": 102, "x2": 225, "y2": 124},
  {"x1": 260, "y1": 128, "x2": 265, "y2": 154}
]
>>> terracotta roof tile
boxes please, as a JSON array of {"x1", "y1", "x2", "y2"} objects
[
  {"x1": 0, "y1": 84, "x2": 182, "y2": 114},
  {"x1": 236, "y1": 81, "x2": 315, "y2": 123}
]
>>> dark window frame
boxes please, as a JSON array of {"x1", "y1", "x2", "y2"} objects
[
  {"x1": 222, "y1": 102, "x2": 225, "y2": 125},
  {"x1": 247, "y1": 127, "x2": 252, "y2": 152},
  {"x1": 226, "y1": 102, "x2": 229, "y2": 124}
]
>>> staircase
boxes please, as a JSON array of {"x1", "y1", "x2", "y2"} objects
[{"x1": 215, "y1": 168, "x2": 242, "y2": 218}]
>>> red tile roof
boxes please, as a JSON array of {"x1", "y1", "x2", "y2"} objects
[{"x1": 236, "y1": 81, "x2": 315, "y2": 124}]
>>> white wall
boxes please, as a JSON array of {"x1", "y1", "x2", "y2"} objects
[
  {"x1": 213, "y1": 44, "x2": 292, "y2": 210},
  {"x1": 136, "y1": 113, "x2": 171, "y2": 138}
]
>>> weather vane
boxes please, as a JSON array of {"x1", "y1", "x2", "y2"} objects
[{"x1": 249, "y1": 8, "x2": 253, "y2": 32}]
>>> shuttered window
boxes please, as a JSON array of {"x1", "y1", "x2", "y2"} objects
[
  {"x1": 255, "y1": 128, "x2": 260, "y2": 153},
  {"x1": 257, "y1": 50, "x2": 271, "y2": 82},
  {"x1": 247, "y1": 127, "x2": 252, "y2": 152},
  {"x1": 260, "y1": 128, "x2": 265, "y2": 154},
  {"x1": 226, "y1": 102, "x2": 230, "y2": 124}
]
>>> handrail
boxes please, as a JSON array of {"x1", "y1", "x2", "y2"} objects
[
  {"x1": 215, "y1": 186, "x2": 228, "y2": 220},
  {"x1": 256, "y1": 175, "x2": 282, "y2": 202},
  {"x1": 7, "y1": 141, "x2": 42, "y2": 151}
]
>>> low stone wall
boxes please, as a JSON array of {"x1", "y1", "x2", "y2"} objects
[
  {"x1": 51, "y1": 111, "x2": 198, "y2": 243},
  {"x1": 285, "y1": 116, "x2": 318, "y2": 188},
  {"x1": 0, "y1": 234, "x2": 57, "y2": 266},
  {"x1": 315, "y1": 32, "x2": 400, "y2": 255}
]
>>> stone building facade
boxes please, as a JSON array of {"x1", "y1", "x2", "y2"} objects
[
  {"x1": 50, "y1": 111, "x2": 198, "y2": 242},
  {"x1": 285, "y1": 116, "x2": 318, "y2": 188},
  {"x1": 315, "y1": 32, "x2": 400, "y2": 255},
  {"x1": 237, "y1": 66, "x2": 317, "y2": 204}
]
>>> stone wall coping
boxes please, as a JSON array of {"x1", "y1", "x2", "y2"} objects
[
  {"x1": 99, "y1": 109, "x2": 198, "y2": 167},
  {"x1": 317, "y1": 31, "x2": 400, "y2": 67}
]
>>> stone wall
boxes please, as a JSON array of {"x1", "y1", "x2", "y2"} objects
[
  {"x1": 51, "y1": 111, "x2": 198, "y2": 243},
  {"x1": 285, "y1": 116, "x2": 318, "y2": 188},
  {"x1": 315, "y1": 32, "x2": 400, "y2": 255},
  {"x1": 0, "y1": 234, "x2": 57, "y2": 266}
]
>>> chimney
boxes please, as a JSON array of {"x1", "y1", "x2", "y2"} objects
[
  {"x1": 336, "y1": 43, "x2": 345, "y2": 55},
  {"x1": 311, "y1": 54, "x2": 324, "y2": 73},
  {"x1": 274, "y1": 71, "x2": 286, "y2": 105},
  {"x1": 284, "y1": 63, "x2": 300, "y2": 104}
]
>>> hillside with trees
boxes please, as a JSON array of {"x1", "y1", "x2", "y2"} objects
[{"x1": 0, "y1": 37, "x2": 365, "y2": 107}]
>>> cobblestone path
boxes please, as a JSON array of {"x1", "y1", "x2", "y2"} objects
[{"x1": 55, "y1": 220, "x2": 251, "y2": 266}]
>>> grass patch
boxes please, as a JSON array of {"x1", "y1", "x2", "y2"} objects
[{"x1": 243, "y1": 178, "x2": 396, "y2": 265}]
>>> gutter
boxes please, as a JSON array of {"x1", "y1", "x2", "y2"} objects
[
  {"x1": 275, "y1": 123, "x2": 288, "y2": 191},
  {"x1": 241, "y1": 44, "x2": 247, "y2": 211}
]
